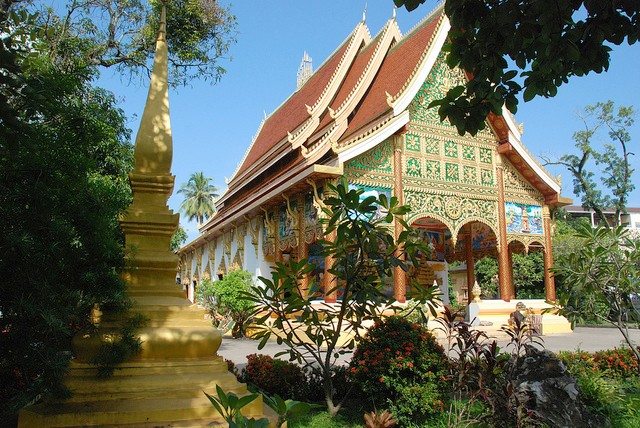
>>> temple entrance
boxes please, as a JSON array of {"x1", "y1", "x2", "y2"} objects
[
  {"x1": 409, "y1": 217, "x2": 453, "y2": 304},
  {"x1": 410, "y1": 217, "x2": 499, "y2": 306},
  {"x1": 508, "y1": 240, "x2": 546, "y2": 299}
]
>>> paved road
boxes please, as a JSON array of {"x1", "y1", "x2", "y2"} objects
[{"x1": 218, "y1": 327, "x2": 640, "y2": 367}]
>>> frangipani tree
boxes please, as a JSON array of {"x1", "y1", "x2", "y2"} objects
[
  {"x1": 244, "y1": 179, "x2": 440, "y2": 416},
  {"x1": 554, "y1": 224, "x2": 640, "y2": 372}
]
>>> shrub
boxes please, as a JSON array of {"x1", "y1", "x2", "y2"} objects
[
  {"x1": 349, "y1": 316, "x2": 449, "y2": 426},
  {"x1": 306, "y1": 365, "x2": 356, "y2": 405},
  {"x1": 240, "y1": 354, "x2": 307, "y2": 400},
  {"x1": 196, "y1": 270, "x2": 254, "y2": 338},
  {"x1": 559, "y1": 348, "x2": 640, "y2": 379}
]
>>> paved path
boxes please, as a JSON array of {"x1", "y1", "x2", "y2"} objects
[{"x1": 218, "y1": 327, "x2": 640, "y2": 367}]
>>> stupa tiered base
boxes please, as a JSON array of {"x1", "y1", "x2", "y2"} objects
[{"x1": 18, "y1": 277, "x2": 277, "y2": 427}]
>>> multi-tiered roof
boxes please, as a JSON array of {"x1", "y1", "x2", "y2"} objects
[{"x1": 195, "y1": 5, "x2": 561, "y2": 242}]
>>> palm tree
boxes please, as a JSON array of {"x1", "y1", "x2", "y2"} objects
[{"x1": 178, "y1": 172, "x2": 219, "y2": 224}]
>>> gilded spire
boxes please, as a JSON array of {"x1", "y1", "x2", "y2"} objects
[{"x1": 133, "y1": 2, "x2": 172, "y2": 175}]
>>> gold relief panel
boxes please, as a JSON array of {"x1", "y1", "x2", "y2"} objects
[
  {"x1": 404, "y1": 189, "x2": 499, "y2": 238},
  {"x1": 344, "y1": 139, "x2": 394, "y2": 176},
  {"x1": 402, "y1": 177, "x2": 499, "y2": 200},
  {"x1": 503, "y1": 162, "x2": 544, "y2": 203}
]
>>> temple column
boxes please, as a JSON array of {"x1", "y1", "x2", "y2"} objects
[
  {"x1": 464, "y1": 224, "x2": 475, "y2": 304},
  {"x1": 323, "y1": 228, "x2": 338, "y2": 303},
  {"x1": 542, "y1": 205, "x2": 556, "y2": 301},
  {"x1": 496, "y1": 155, "x2": 513, "y2": 301},
  {"x1": 297, "y1": 195, "x2": 310, "y2": 298},
  {"x1": 392, "y1": 134, "x2": 407, "y2": 303}
]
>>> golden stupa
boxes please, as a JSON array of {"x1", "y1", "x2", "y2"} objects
[{"x1": 18, "y1": 5, "x2": 275, "y2": 426}]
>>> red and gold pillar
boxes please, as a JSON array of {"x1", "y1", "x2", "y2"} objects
[
  {"x1": 542, "y1": 205, "x2": 556, "y2": 302},
  {"x1": 392, "y1": 134, "x2": 407, "y2": 303},
  {"x1": 496, "y1": 155, "x2": 514, "y2": 301},
  {"x1": 323, "y1": 227, "x2": 338, "y2": 303}
]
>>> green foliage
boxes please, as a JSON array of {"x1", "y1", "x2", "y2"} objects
[
  {"x1": 559, "y1": 350, "x2": 640, "y2": 425},
  {"x1": 244, "y1": 179, "x2": 439, "y2": 416},
  {"x1": 511, "y1": 251, "x2": 544, "y2": 299},
  {"x1": 178, "y1": 171, "x2": 219, "y2": 224},
  {"x1": 474, "y1": 253, "x2": 544, "y2": 299},
  {"x1": 559, "y1": 349, "x2": 640, "y2": 380},
  {"x1": 474, "y1": 256, "x2": 498, "y2": 299},
  {"x1": 170, "y1": 224, "x2": 188, "y2": 252},
  {"x1": 395, "y1": 1, "x2": 639, "y2": 136},
  {"x1": 204, "y1": 385, "x2": 270, "y2": 428},
  {"x1": 553, "y1": 224, "x2": 640, "y2": 370},
  {"x1": 349, "y1": 316, "x2": 449, "y2": 426},
  {"x1": 288, "y1": 410, "x2": 362, "y2": 428},
  {"x1": 0, "y1": 8, "x2": 134, "y2": 418},
  {"x1": 90, "y1": 313, "x2": 146, "y2": 378},
  {"x1": 197, "y1": 271, "x2": 254, "y2": 338},
  {"x1": 240, "y1": 354, "x2": 308, "y2": 401},
  {"x1": 262, "y1": 394, "x2": 320, "y2": 428},
  {"x1": 37, "y1": 0, "x2": 237, "y2": 86},
  {"x1": 545, "y1": 101, "x2": 635, "y2": 228}
]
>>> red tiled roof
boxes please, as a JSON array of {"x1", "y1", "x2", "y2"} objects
[
  {"x1": 342, "y1": 14, "x2": 441, "y2": 140},
  {"x1": 233, "y1": 39, "x2": 352, "y2": 181}
]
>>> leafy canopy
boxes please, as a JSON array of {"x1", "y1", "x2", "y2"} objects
[
  {"x1": 37, "y1": 0, "x2": 237, "y2": 86},
  {"x1": 178, "y1": 171, "x2": 219, "y2": 224},
  {"x1": 554, "y1": 224, "x2": 640, "y2": 371},
  {"x1": 0, "y1": 7, "x2": 134, "y2": 418},
  {"x1": 543, "y1": 101, "x2": 635, "y2": 227},
  {"x1": 394, "y1": 0, "x2": 639, "y2": 135}
]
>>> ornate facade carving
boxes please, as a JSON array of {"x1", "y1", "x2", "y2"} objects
[
  {"x1": 503, "y1": 161, "x2": 544, "y2": 204},
  {"x1": 248, "y1": 216, "x2": 261, "y2": 257},
  {"x1": 404, "y1": 190, "x2": 499, "y2": 240},
  {"x1": 262, "y1": 208, "x2": 276, "y2": 257}
]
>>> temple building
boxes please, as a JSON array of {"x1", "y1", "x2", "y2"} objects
[{"x1": 178, "y1": 6, "x2": 571, "y2": 308}]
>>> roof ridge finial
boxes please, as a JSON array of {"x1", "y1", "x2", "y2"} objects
[
  {"x1": 362, "y1": 1, "x2": 367, "y2": 22},
  {"x1": 392, "y1": 5, "x2": 397, "y2": 19}
]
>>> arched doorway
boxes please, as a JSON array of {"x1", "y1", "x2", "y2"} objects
[
  {"x1": 410, "y1": 217, "x2": 454, "y2": 305},
  {"x1": 453, "y1": 221, "x2": 498, "y2": 303},
  {"x1": 508, "y1": 239, "x2": 546, "y2": 299}
]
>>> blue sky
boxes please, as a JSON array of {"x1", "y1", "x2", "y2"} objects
[{"x1": 97, "y1": 1, "x2": 640, "y2": 241}]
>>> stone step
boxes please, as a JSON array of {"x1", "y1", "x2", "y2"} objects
[
  {"x1": 66, "y1": 359, "x2": 229, "y2": 378},
  {"x1": 65, "y1": 372, "x2": 244, "y2": 401},
  {"x1": 18, "y1": 393, "x2": 269, "y2": 427},
  {"x1": 127, "y1": 287, "x2": 186, "y2": 298}
]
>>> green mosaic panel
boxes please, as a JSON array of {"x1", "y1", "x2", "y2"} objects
[
  {"x1": 425, "y1": 160, "x2": 441, "y2": 180},
  {"x1": 462, "y1": 145, "x2": 475, "y2": 161},
  {"x1": 445, "y1": 163, "x2": 459, "y2": 182},
  {"x1": 424, "y1": 137, "x2": 439, "y2": 155},
  {"x1": 444, "y1": 140, "x2": 458, "y2": 158},
  {"x1": 463, "y1": 166, "x2": 477, "y2": 183},
  {"x1": 405, "y1": 134, "x2": 420, "y2": 152},
  {"x1": 409, "y1": 52, "x2": 466, "y2": 125},
  {"x1": 479, "y1": 147, "x2": 493, "y2": 164},
  {"x1": 406, "y1": 157, "x2": 422, "y2": 177},
  {"x1": 481, "y1": 168, "x2": 494, "y2": 185},
  {"x1": 347, "y1": 141, "x2": 393, "y2": 174}
]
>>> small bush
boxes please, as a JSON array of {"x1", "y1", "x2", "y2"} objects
[
  {"x1": 306, "y1": 365, "x2": 356, "y2": 404},
  {"x1": 196, "y1": 270, "x2": 254, "y2": 338},
  {"x1": 349, "y1": 316, "x2": 449, "y2": 426},
  {"x1": 559, "y1": 348, "x2": 639, "y2": 379},
  {"x1": 240, "y1": 354, "x2": 307, "y2": 400}
]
